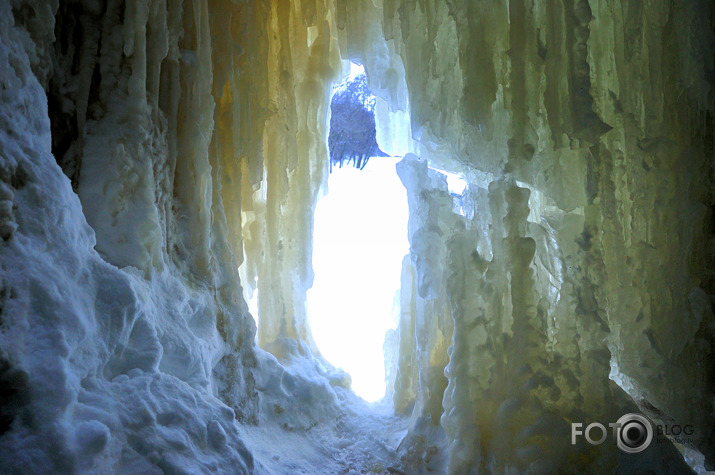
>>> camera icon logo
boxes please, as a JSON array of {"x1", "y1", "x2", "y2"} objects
[
  {"x1": 571, "y1": 413, "x2": 654, "y2": 453},
  {"x1": 615, "y1": 413, "x2": 653, "y2": 454}
]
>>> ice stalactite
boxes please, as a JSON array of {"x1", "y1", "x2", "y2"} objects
[
  {"x1": 375, "y1": 0, "x2": 714, "y2": 472},
  {"x1": 0, "y1": 0, "x2": 349, "y2": 472},
  {"x1": 392, "y1": 155, "x2": 698, "y2": 472},
  {"x1": 236, "y1": 0, "x2": 343, "y2": 358},
  {"x1": 391, "y1": 155, "x2": 456, "y2": 471},
  {"x1": 39, "y1": 0, "x2": 344, "y2": 359}
]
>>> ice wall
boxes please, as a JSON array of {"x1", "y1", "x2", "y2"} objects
[
  {"x1": 0, "y1": 0, "x2": 259, "y2": 470},
  {"x1": 42, "y1": 0, "x2": 343, "y2": 358},
  {"x1": 376, "y1": 0, "x2": 715, "y2": 472},
  {"x1": 233, "y1": 1, "x2": 343, "y2": 356},
  {"x1": 392, "y1": 156, "x2": 698, "y2": 472},
  {"x1": 0, "y1": 0, "x2": 348, "y2": 472}
]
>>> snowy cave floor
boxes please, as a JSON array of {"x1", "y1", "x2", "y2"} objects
[
  {"x1": 241, "y1": 391, "x2": 408, "y2": 474},
  {"x1": 238, "y1": 349, "x2": 409, "y2": 474}
]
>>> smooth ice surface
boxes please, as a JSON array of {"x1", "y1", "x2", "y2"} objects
[{"x1": 308, "y1": 156, "x2": 408, "y2": 402}]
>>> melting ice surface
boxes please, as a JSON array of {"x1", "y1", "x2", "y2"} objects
[{"x1": 308, "y1": 156, "x2": 409, "y2": 402}]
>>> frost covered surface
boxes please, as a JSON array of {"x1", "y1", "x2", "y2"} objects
[
  {"x1": 0, "y1": 3, "x2": 255, "y2": 471},
  {"x1": 0, "y1": 0, "x2": 714, "y2": 474},
  {"x1": 375, "y1": 0, "x2": 715, "y2": 472},
  {"x1": 0, "y1": 0, "x2": 401, "y2": 472}
]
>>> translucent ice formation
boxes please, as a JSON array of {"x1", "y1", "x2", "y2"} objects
[{"x1": 0, "y1": 0, "x2": 713, "y2": 473}]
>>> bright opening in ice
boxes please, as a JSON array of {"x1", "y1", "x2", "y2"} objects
[
  {"x1": 445, "y1": 173, "x2": 468, "y2": 195},
  {"x1": 429, "y1": 166, "x2": 468, "y2": 196},
  {"x1": 307, "y1": 157, "x2": 408, "y2": 402},
  {"x1": 306, "y1": 62, "x2": 408, "y2": 402},
  {"x1": 348, "y1": 62, "x2": 364, "y2": 82}
]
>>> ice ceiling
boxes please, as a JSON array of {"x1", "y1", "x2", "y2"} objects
[{"x1": 0, "y1": 0, "x2": 713, "y2": 473}]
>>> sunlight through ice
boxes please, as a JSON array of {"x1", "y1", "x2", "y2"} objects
[{"x1": 308, "y1": 156, "x2": 409, "y2": 402}]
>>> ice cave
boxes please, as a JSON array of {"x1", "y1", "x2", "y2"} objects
[{"x1": 0, "y1": 0, "x2": 714, "y2": 473}]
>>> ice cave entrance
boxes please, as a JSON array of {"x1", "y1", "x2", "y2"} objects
[
  {"x1": 306, "y1": 63, "x2": 405, "y2": 402},
  {"x1": 307, "y1": 158, "x2": 467, "y2": 403},
  {"x1": 306, "y1": 63, "x2": 468, "y2": 402},
  {"x1": 307, "y1": 156, "x2": 408, "y2": 402}
]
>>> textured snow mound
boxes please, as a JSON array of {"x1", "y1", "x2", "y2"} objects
[{"x1": 0, "y1": 8, "x2": 254, "y2": 472}]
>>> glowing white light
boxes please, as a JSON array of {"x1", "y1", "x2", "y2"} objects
[
  {"x1": 429, "y1": 166, "x2": 467, "y2": 195},
  {"x1": 247, "y1": 290, "x2": 258, "y2": 324},
  {"x1": 307, "y1": 156, "x2": 409, "y2": 402},
  {"x1": 446, "y1": 173, "x2": 468, "y2": 195},
  {"x1": 350, "y1": 62, "x2": 365, "y2": 78}
]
